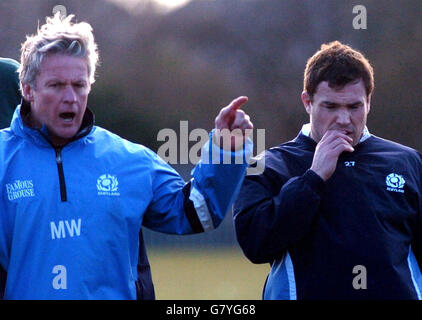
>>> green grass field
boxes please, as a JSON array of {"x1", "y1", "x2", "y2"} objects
[{"x1": 148, "y1": 247, "x2": 270, "y2": 300}]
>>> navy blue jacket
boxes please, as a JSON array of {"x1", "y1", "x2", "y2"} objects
[{"x1": 234, "y1": 130, "x2": 422, "y2": 299}]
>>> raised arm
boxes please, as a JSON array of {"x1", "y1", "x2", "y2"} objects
[{"x1": 143, "y1": 97, "x2": 254, "y2": 235}]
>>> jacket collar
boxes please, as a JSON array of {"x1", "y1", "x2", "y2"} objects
[
  {"x1": 11, "y1": 98, "x2": 95, "y2": 148},
  {"x1": 294, "y1": 123, "x2": 372, "y2": 150}
]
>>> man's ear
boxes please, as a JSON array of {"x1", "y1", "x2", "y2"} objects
[
  {"x1": 21, "y1": 82, "x2": 34, "y2": 102},
  {"x1": 301, "y1": 91, "x2": 312, "y2": 115},
  {"x1": 366, "y1": 94, "x2": 371, "y2": 113}
]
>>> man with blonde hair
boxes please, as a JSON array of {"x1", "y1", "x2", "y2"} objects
[{"x1": 0, "y1": 14, "x2": 254, "y2": 299}]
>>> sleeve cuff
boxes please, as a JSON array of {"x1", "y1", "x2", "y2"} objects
[
  {"x1": 202, "y1": 129, "x2": 253, "y2": 165},
  {"x1": 303, "y1": 169, "x2": 325, "y2": 196}
]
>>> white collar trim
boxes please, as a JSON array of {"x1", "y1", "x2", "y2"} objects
[{"x1": 301, "y1": 123, "x2": 371, "y2": 143}]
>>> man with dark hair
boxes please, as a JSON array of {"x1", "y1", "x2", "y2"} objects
[{"x1": 233, "y1": 41, "x2": 422, "y2": 299}]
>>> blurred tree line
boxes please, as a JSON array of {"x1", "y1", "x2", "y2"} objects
[
  {"x1": 0, "y1": 0, "x2": 420, "y2": 246},
  {"x1": 1, "y1": 0, "x2": 421, "y2": 152}
]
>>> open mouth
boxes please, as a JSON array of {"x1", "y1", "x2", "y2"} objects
[{"x1": 59, "y1": 112, "x2": 76, "y2": 123}]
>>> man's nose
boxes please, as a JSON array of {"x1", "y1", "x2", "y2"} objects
[
  {"x1": 336, "y1": 108, "x2": 351, "y2": 125},
  {"x1": 63, "y1": 85, "x2": 77, "y2": 103}
]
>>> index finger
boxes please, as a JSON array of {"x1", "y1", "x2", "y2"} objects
[
  {"x1": 323, "y1": 129, "x2": 353, "y2": 143},
  {"x1": 217, "y1": 96, "x2": 249, "y2": 124},
  {"x1": 227, "y1": 96, "x2": 248, "y2": 113}
]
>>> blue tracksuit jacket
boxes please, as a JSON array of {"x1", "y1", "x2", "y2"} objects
[
  {"x1": 234, "y1": 126, "x2": 422, "y2": 299},
  {"x1": 0, "y1": 104, "x2": 252, "y2": 299}
]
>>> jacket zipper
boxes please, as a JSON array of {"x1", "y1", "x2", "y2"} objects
[{"x1": 55, "y1": 147, "x2": 67, "y2": 202}]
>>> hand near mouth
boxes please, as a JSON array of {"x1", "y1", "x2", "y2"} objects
[{"x1": 310, "y1": 129, "x2": 354, "y2": 181}]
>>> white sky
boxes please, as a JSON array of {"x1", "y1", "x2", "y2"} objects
[
  {"x1": 105, "y1": 0, "x2": 193, "y2": 13},
  {"x1": 152, "y1": 0, "x2": 192, "y2": 9}
]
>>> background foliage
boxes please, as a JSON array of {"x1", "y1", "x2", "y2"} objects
[{"x1": 1, "y1": 0, "x2": 420, "y2": 299}]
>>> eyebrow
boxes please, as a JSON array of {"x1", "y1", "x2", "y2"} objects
[
  {"x1": 45, "y1": 78, "x2": 87, "y2": 84},
  {"x1": 321, "y1": 101, "x2": 363, "y2": 107}
]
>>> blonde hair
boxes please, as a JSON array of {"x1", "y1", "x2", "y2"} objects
[{"x1": 19, "y1": 13, "x2": 99, "y2": 91}]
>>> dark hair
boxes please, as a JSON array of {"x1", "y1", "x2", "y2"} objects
[{"x1": 303, "y1": 41, "x2": 374, "y2": 101}]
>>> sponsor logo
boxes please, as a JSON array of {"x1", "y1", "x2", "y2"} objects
[
  {"x1": 6, "y1": 179, "x2": 35, "y2": 201},
  {"x1": 97, "y1": 174, "x2": 120, "y2": 196},
  {"x1": 385, "y1": 173, "x2": 405, "y2": 193}
]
